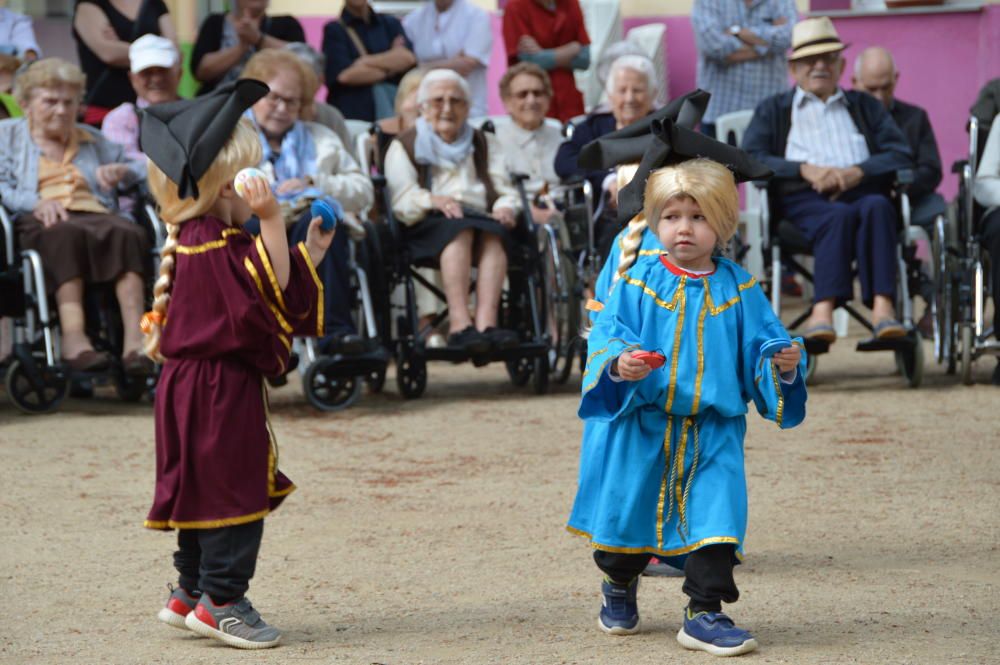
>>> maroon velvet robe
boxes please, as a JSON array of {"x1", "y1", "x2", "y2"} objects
[{"x1": 145, "y1": 215, "x2": 323, "y2": 530}]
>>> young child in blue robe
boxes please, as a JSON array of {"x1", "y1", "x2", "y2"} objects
[{"x1": 569, "y1": 157, "x2": 808, "y2": 657}]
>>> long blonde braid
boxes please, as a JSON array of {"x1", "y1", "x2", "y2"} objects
[
  {"x1": 142, "y1": 222, "x2": 179, "y2": 362},
  {"x1": 611, "y1": 163, "x2": 647, "y2": 283}
]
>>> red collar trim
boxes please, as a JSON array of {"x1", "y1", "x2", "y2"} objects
[{"x1": 660, "y1": 255, "x2": 716, "y2": 278}]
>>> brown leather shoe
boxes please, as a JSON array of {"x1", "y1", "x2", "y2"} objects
[
  {"x1": 123, "y1": 350, "x2": 155, "y2": 376},
  {"x1": 65, "y1": 349, "x2": 112, "y2": 372}
]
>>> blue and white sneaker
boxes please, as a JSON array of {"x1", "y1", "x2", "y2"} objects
[
  {"x1": 598, "y1": 577, "x2": 640, "y2": 635},
  {"x1": 677, "y1": 608, "x2": 758, "y2": 656}
]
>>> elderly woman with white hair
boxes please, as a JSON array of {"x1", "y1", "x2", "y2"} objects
[
  {"x1": 0, "y1": 58, "x2": 150, "y2": 374},
  {"x1": 554, "y1": 54, "x2": 657, "y2": 256},
  {"x1": 385, "y1": 68, "x2": 522, "y2": 353}
]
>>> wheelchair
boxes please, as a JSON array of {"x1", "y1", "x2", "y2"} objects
[
  {"x1": 0, "y1": 193, "x2": 165, "y2": 414},
  {"x1": 937, "y1": 115, "x2": 1000, "y2": 383},
  {"x1": 265, "y1": 134, "x2": 391, "y2": 412},
  {"x1": 755, "y1": 173, "x2": 926, "y2": 387},
  {"x1": 366, "y1": 127, "x2": 561, "y2": 398}
]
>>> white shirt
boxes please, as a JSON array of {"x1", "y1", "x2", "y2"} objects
[
  {"x1": 384, "y1": 132, "x2": 521, "y2": 224},
  {"x1": 494, "y1": 120, "x2": 564, "y2": 198},
  {"x1": 402, "y1": 0, "x2": 493, "y2": 118},
  {"x1": 0, "y1": 9, "x2": 40, "y2": 58},
  {"x1": 785, "y1": 87, "x2": 871, "y2": 168}
]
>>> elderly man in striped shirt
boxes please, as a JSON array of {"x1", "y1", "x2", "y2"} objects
[{"x1": 742, "y1": 17, "x2": 913, "y2": 343}]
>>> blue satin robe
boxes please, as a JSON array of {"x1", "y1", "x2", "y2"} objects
[{"x1": 568, "y1": 255, "x2": 807, "y2": 567}]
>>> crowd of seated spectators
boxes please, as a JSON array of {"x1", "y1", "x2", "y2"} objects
[{"x1": 3, "y1": 3, "x2": 991, "y2": 385}]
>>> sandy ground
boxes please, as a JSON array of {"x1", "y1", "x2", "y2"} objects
[{"x1": 1, "y1": 330, "x2": 999, "y2": 665}]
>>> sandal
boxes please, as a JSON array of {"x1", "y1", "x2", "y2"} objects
[
  {"x1": 801, "y1": 324, "x2": 836, "y2": 343},
  {"x1": 65, "y1": 349, "x2": 112, "y2": 372},
  {"x1": 873, "y1": 318, "x2": 906, "y2": 339}
]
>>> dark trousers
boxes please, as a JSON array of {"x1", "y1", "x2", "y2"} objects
[
  {"x1": 594, "y1": 544, "x2": 739, "y2": 613},
  {"x1": 981, "y1": 209, "x2": 1000, "y2": 337},
  {"x1": 245, "y1": 211, "x2": 356, "y2": 338},
  {"x1": 781, "y1": 186, "x2": 898, "y2": 307},
  {"x1": 289, "y1": 210, "x2": 355, "y2": 338},
  {"x1": 174, "y1": 520, "x2": 264, "y2": 604}
]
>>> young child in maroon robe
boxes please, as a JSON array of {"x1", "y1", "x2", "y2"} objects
[{"x1": 138, "y1": 80, "x2": 333, "y2": 650}]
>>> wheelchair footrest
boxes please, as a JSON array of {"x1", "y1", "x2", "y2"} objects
[
  {"x1": 856, "y1": 332, "x2": 918, "y2": 353},
  {"x1": 423, "y1": 341, "x2": 547, "y2": 364},
  {"x1": 313, "y1": 348, "x2": 391, "y2": 376}
]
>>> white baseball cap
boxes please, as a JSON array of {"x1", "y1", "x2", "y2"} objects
[{"x1": 129, "y1": 34, "x2": 179, "y2": 74}]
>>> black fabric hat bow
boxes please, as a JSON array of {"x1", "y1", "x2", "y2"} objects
[{"x1": 139, "y1": 79, "x2": 269, "y2": 200}]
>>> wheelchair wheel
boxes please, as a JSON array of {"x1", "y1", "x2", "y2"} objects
[
  {"x1": 396, "y1": 348, "x2": 427, "y2": 399},
  {"x1": 506, "y1": 356, "x2": 532, "y2": 387},
  {"x1": 532, "y1": 353, "x2": 550, "y2": 395},
  {"x1": 931, "y1": 220, "x2": 956, "y2": 369},
  {"x1": 304, "y1": 358, "x2": 363, "y2": 412},
  {"x1": 5, "y1": 357, "x2": 70, "y2": 414},
  {"x1": 894, "y1": 332, "x2": 924, "y2": 388},
  {"x1": 960, "y1": 325, "x2": 974, "y2": 385}
]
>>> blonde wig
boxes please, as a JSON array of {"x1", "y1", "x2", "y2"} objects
[
  {"x1": 142, "y1": 119, "x2": 263, "y2": 361},
  {"x1": 643, "y1": 158, "x2": 739, "y2": 245}
]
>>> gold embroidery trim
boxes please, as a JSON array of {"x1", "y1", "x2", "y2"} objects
[
  {"x1": 621, "y1": 274, "x2": 685, "y2": 311},
  {"x1": 566, "y1": 525, "x2": 740, "y2": 558},
  {"x1": 298, "y1": 242, "x2": 324, "y2": 338},
  {"x1": 176, "y1": 228, "x2": 241, "y2": 255},
  {"x1": 255, "y1": 236, "x2": 288, "y2": 313},
  {"x1": 703, "y1": 276, "x2": 757, "y2": 316},
  {"x1": 244, "y1": 257, "x2": 294, "y2": 334},
  {"x1": 771, "y1": 362, "x2": 785, "y2": 427},
  {"x1": 655, "y1": 417, "x2": 674, "y2": 549},
  {"x1": 144, "y1": 509, "x2": 270, "y2": 530}
]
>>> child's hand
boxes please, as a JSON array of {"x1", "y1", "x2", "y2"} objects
[
  {"x1": 305, "y1": 215, "x2": 335, "y2": 266},
  {"x1": 241, "y1": 175, "x2": 282, "y2": 222},
  {"x1": 615, "y1": 350, "x2": 652, "y2": 382},
  {"x1": 771, "y1": 345, "x2": 801, "y2": 374}
]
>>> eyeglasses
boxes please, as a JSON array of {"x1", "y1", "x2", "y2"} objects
[
  {"x1": 425, "y1": 96, "x2": 468, "y2": 110},
  {"x1": 263, "y1": 91, "x2": 302, "y2": 111},
  {"x1": 511, "y1": 88, "x2": 549, "y2": 100},
  {"x1": 793, "y1": 52, "x2": 841, "y2": 68}
]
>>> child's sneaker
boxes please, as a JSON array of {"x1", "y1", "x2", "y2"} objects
[
  {"x1": 677, "y1": 607, "x2": 758, "y2": 656},
  {"x1": 598, "y1": 576, "x2": 640, "y2": 635},
  {"x1": 184, "y1": 595, "x2": 281, "y2": 649},
  {"x1": 157, "y1": 584, "x2": 201, "y2": 630}
]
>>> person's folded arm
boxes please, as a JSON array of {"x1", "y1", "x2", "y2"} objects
[
  {"x1": 73, "y1": 3, "x2": 131, "y2": 68},
  {"x1": 748, "y1": 0, "x2": 796, "y2": 54},
  {"x1": 364, "y1": 44, "x2": 417, "y2": 75},
  {"x1": 691, "y1": 1, "x2": 744, "y2": 62}
]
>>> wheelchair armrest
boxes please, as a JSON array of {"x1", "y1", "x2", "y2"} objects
[
  {"x1": 894, "y1": 168, "x2": 915, "y2": 191},
  {"x1": 952, "y1": 159, "x2": 969, "y2": 175},
  {"x1": 371, "y1": 174, "x2": 387, "y2": 188}
]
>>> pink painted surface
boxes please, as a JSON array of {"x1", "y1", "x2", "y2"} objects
[{"x1": 299, "y1": 9, "x2": 998, "y2": 198}]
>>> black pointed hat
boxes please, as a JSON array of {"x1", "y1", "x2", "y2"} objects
[
  {"x1": 579, "y1": 89, "x2": 773, "y2": 224},
  {"x1": 577, "y1": 88, "x2": 711, "y2": 171},
  {"x1": 139, "y1": 79, "x2": 269, "y2": 200}
]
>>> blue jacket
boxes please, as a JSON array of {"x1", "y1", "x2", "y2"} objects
[
  {"x1": 741, "y1": 87, "x2": 912, "y2": 195},
  {"x1": 553, "y1": 112, "x2": 616, "y2": 196}
]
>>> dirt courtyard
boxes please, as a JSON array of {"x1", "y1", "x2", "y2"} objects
[{"x1": 1, "y1": 335, "x2": 998, "y2": 665}]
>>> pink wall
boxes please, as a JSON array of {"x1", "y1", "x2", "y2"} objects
[{"x1": 300, "y1": 9, "x2": 1000, "y2": 198}]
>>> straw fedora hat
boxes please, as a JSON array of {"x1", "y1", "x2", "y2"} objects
[{"x1": 789, "y1": 17, "x2": 848, "y2": 61}]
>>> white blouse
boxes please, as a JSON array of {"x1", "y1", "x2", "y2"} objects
[{"x1": 384, "y1": 132, "x2": 521, "y2": 226}]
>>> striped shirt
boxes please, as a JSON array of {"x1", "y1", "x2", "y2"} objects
[
  {"x1": 785, "y1": 87, "x2": 871, "y2": 167},
  {"x1": 691, "y1": 0, "x2": 797, "y2": 124}
]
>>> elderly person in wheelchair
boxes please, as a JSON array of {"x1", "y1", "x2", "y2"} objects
[
  {"x1": 385, "y1": 68, "x2": 521, "y2": 353},
  {"x1": 240, "y1": 49, "x2": 374, "y2": 353},
  {"x1": 743, "y1": 18, "x2": 912, "y2": 343},
  {"x1": 0, "y1": 58, "x2": 150, "y2": 374},
  {"x1": 554, "y1": 53, "x2": 657, "y2": 259}
]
